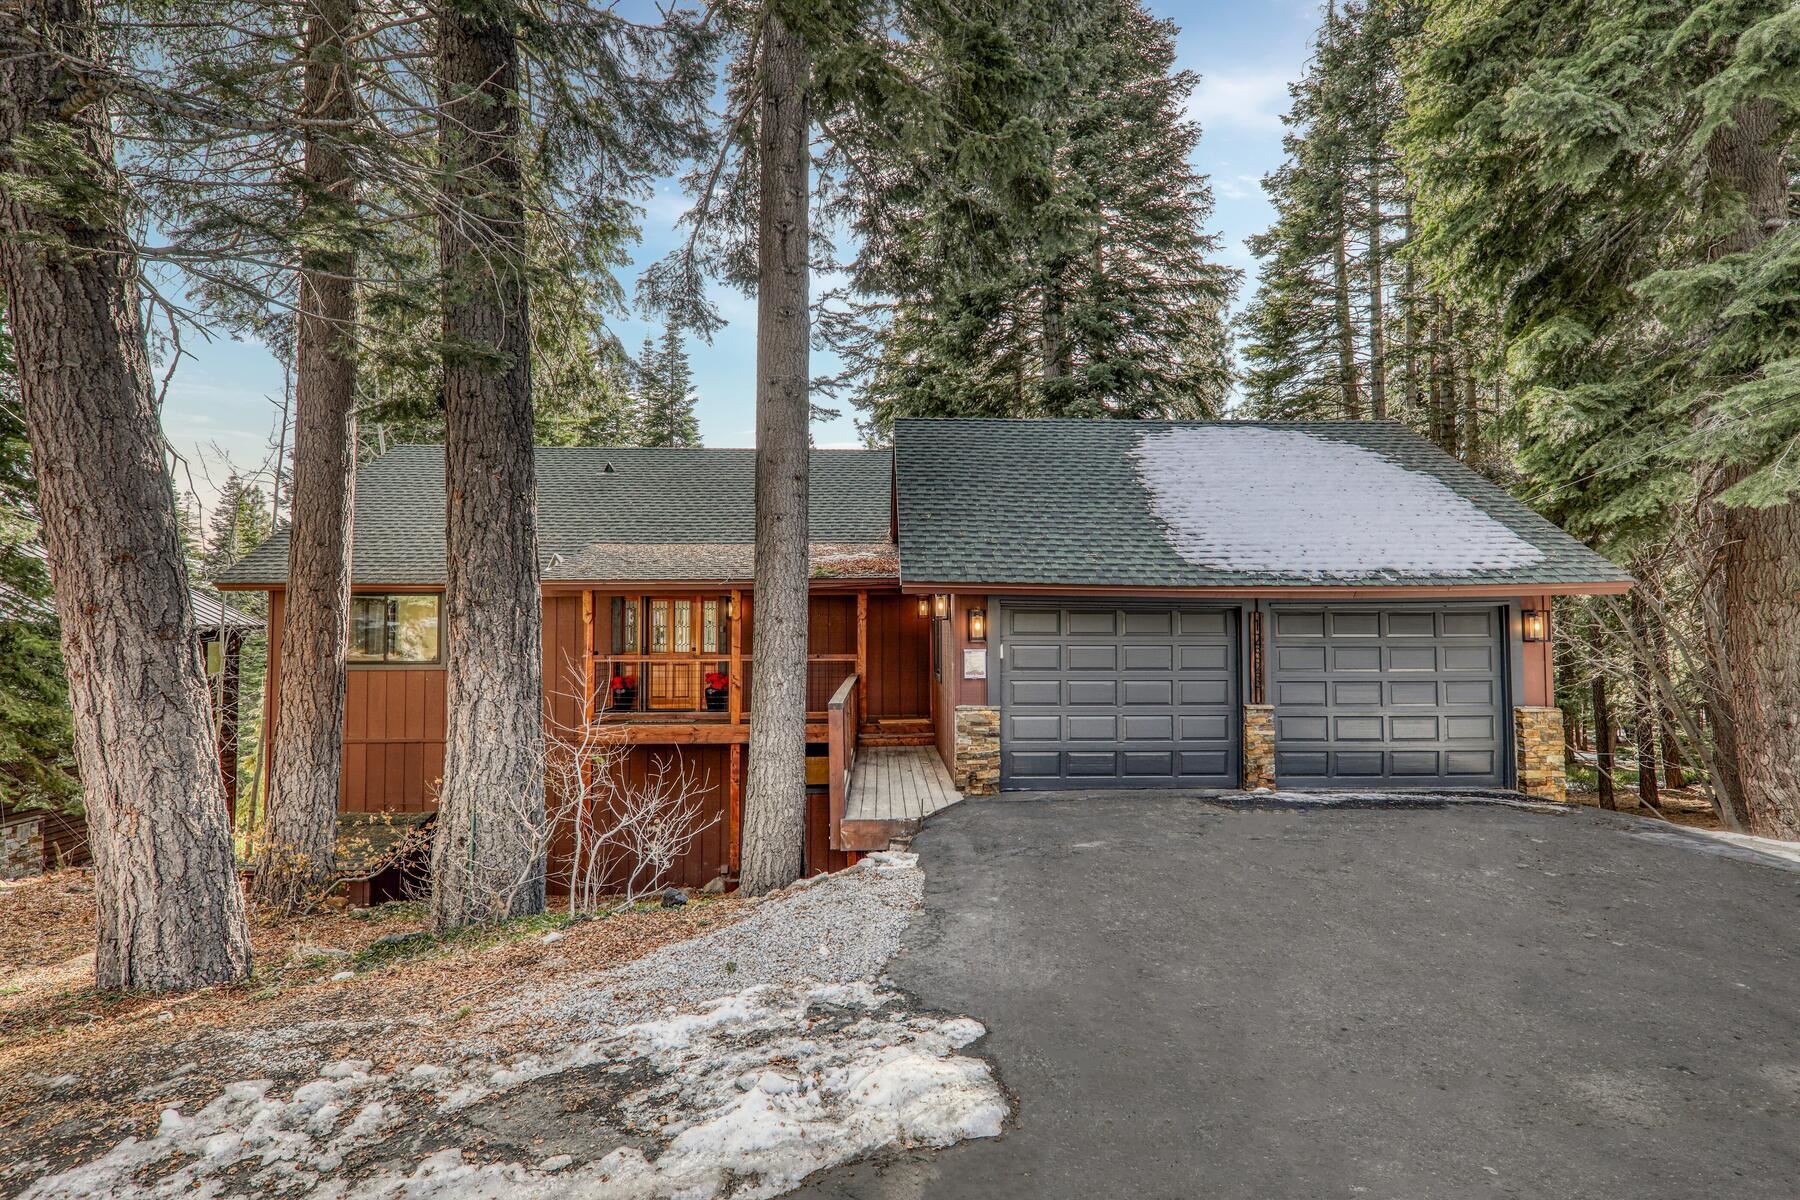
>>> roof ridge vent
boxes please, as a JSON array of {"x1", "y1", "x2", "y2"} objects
[{"x1": 602, "y1": 461, "x2": 615, "y2": 473}]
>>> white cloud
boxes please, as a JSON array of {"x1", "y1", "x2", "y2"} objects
[{"x1": 1186, "y1": 67, "x2": 1295, "y2": 134}]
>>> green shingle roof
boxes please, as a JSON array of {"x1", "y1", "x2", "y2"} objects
[
  {"x1": 892, "y1": 418, "x2": 1631, "y2": 589},
  {"x1": 218, "y1": 445, "x2": 895, "y2": 587}
]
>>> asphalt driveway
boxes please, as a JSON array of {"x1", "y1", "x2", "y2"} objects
[{"x1": 791, "y1": 793, "x2": 1800, "y2": 1199}]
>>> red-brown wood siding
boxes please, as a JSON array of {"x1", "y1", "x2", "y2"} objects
[
  {"x1": 804, "y1": 791, "x2": 859, "y2": 876},
  {"x1": 549, "y1": 744, "x2": 733, "y2": 893},
  {"x1": 339, "y1": 667, "x2": 446, "y2": 813},
  {"x1": 1522, "y1": 593, "x2": 1555, "y2": 707},
  {"x1": 865, "y1": 593, "x2": 931, "y2": 720}
]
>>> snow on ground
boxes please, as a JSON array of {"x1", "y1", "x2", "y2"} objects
[
  {"x1": 20, "y1": 852, "x2": 1008, "y2": 1200},
  {"x1": 1619, "y1": 822, "x2": 1800, "y2": 873},
  {"x1": 1130, "y1": 425, "x2": 1547, "y2": 578}
]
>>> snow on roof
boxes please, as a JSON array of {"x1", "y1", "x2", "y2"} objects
[{"x1": 1130, "y1": 425, "x2": 1548, "y2": 580}]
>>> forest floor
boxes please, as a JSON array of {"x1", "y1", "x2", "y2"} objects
[
  {"x1": 0, "y1": 857, "x2": 1007, "y2": 1199},
  {"x1": 1564, "y1": 780, "x2": 1724, "y2": 831}
]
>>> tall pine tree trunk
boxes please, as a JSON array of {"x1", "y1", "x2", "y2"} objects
[
  {"x1": 739, "y1": 10, "x2": 811, "y2": 895},
  {"x1": 429, "y1": 0, "x2": 546, "y2": 928},
  {"x1": 1332, "y1": 184, "x2": 1362, "y2": 419},
  {"x1": 1365, "y1": 156, "x2": 1386, "y2": 420},
  {"x1": 1458, "y1": 324, "x2": 1479, "y2": 466},
  {"x1": 1629, "y1": 580, "x2": 1660, "y2": 811},
  {"x1": 257, "y1": 0, "x2": 359, "y2": 910},
  {"x1": 1401, "y1": 198, "x2": 1419, "y2": 424},
  {"x1": 0, "y1": 0, "x2": 252, "y2": 989},
  {"x1": 1589, "y1": 619, "x2": 1616, "y2": 812},
  {"x1": 1650, "y1": 588, "x2": 1685, "y2": 790},
  {"x1": 1700, "y1": 100, "x2": 1795, "y2": 837}
]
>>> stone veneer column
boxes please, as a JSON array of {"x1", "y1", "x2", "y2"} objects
[
  {"x1": 1242, "y1": 704, "x2": 1276, "y2": 791},
  {"x1": 953, "y1": 705, "x2": 1000, "y2": 796},
  {"x1": 2, "y1": 816, "x2": 44, "y2": 880},
  {"x1": 1514, "y1": 706, "x2": 1567, "y2": 803}
]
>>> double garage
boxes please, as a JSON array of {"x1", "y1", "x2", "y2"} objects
[{"x1": 996, "y1": 602, "x2": 1511, "y2": 791}]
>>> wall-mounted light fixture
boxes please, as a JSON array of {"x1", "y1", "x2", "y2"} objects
[
  {"x1": 1522, "y1": 608, "x2": 1549, "y2": 643},
  {"x1": 727, "y1": 596, "x2": 738, "y2": 621},
  {"x1": 967, "y1": 607, "x2": 987, "y2": 642},
  {"x1": 916, "y1": 596, "x2": 929, "y2": 620},
  {"x1": 932, "y1": 593, "x2": 951, "y2": 621}
]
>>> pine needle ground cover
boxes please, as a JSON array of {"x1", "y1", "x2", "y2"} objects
[{"x1": 0, "y1": 856, "x2": 1008, "y2": 1198}]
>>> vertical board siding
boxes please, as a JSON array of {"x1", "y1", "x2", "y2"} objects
[
  {"x1": 337, "y1": 666, "x2": 447, "y2": 813},
  {"x1": 547, "y1": 743, "x2": 731, "y2": 894},
  {"x1": 866, "y1": 593, "x2": 931, "y2": 719}
]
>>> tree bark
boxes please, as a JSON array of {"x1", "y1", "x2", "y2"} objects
[
  {"x1": 0, "y1": 0, "x2": 252, "y2": 989},
  {"x1": 1590, "y1": 666, "x2": 1616, "y2": 812},
  {"x1": 429, "y1": 0, "x2": 546, "y2": 928},
  {"x1": 256, "y1": 0, "x2": 359, "y2": 910},
  {"x1": 739, "y1": 10, "x2": 811, "y2": 895},
  {"x1": 1365, "y1": 154, "x2": 1386, "y2": 421},
  {"x1": 1401, "y1": 198, "x2": 1419, "y2": 425},
  {"x1": 1629, "y1": 577, "x2": 1660, "y2": 811},
  {"x1": 1649, "y1": 592, "x2": 1685, "y2": 790},
  {"x1": 1458, "y1": 320, "x2": 1480, "y2": 466},
  {"x1": 1332, "y1": 183, "x2": 1362, "y2": 419},
  {"x1": 1699, "y1": 100, "x2": 1799, "y2": 838}
]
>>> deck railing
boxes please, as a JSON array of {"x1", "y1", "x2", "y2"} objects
[
  {"x1": 827, "y1": 673, "x2": 859, "y2": 852},
  {"x1": 591, "y1": 653, "x2": 857, "y2": 720}
]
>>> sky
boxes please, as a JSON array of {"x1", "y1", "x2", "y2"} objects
[{"x1": 161, "y1": 0, "x2": 1324, "y2": 513}]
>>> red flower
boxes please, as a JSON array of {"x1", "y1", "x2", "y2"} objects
[
  {"x1": 610, "y1": 675, "x2": 629, "y2": 691},
  {"x1": 705, "y1": 672, "x2": 728, "y2": 690}
]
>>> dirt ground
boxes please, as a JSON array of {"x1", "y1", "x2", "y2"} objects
[
  {"x1": 1564, "y1": 785, "x2": 1724, "y2": 831},
  {"x1": 0, "y1": 870, "x2": 746, "y2": 1179}
]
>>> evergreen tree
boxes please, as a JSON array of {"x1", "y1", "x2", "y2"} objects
[
  {"x1": 1402, "y1": 0, "x2": 1798, "y2": 832},
  {"x1": 636, "y1": 323, "x2": 701, "y2": 447},
  {"x1": 200, "y1": 476, "x2": 274, "y2": 583},
  {"x1": 830, "y1": 0, "x2": 1236, "y2": 433},
  {"x1": 0, "y1": 324, "x2": 79, "y2": 813}
]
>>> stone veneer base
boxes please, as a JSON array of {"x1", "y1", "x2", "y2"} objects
[
  {"x1": 1242, "y1": 704, "x2": 1276, "y2": 791},
  {"x1": 953, "y1": 705, "x2": 1000, "y2": 796},
  {"x1": 1514, "y1": 705, "x2": 1567, "y2": 804}
]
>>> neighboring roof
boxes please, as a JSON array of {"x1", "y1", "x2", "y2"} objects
[
  {"x1": 1, "y1": 542, "x2": 259, "y2": 629},
  {"x1": 893, "y1": 418, "x2": 1633, "y2": 590},
  {"x1": 552, "y1": 541, "x2": 899, "y2": 582},
  {"x1": 218, "y1": 445, "x2": 895, "y2": 587}
]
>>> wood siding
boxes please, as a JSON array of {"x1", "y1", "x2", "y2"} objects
[
  {"x1": 865, "y1": 593, "x2": 931, "y2": 719},
  {"x1": 340, "y1": 668, "x2": 446, "y2": 813}
]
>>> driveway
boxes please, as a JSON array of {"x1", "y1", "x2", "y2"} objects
[{"x1": 791, "y1": 793, "x2": 1800, "y2": 1199}]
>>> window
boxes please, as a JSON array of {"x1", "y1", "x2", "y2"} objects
[
  {"x1": 701, "y1": 599, "x2": 720, "y2": 654},
  {"x1": 611, "y1": 596, "x2": 639, "y2": 654},
  {"x1": 349, "y1": 593, "x2": 442, "y2": 663}
]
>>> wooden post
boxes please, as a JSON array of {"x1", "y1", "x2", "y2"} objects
[
  {"x1": 728, "y1": 742, "x2": 742, "y2": 875},
  {"x1": 855, "y1": 590, "x2": 868, "y2": 732},
  {"x1": 581, "y1": 590, "x2": 596, "y2": 725},
  {"x1": 729, "y1": 589, "x2": 744, "y2": 725}
]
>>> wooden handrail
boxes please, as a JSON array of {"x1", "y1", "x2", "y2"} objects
[{"x1": 827, "y1": 673, "x2": 859, "y2": 853}]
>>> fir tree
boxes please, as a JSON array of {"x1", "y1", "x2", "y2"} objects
[
  {"x1": 1402, "y1": 0, "x2": 1799, "y2": 831},
  {"x1": 829, "y1": 0, "x2": 1237, "y2": 433},
  {"x1": 636, "y1": 324, "x2": 701, "y2": 447}
]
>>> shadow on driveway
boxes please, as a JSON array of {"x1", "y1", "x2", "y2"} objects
[{"x1": 789, "y1": 793, "x2": 1800, "y2": 1199}]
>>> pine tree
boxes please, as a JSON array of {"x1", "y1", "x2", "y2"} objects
[
  {"x1": 0, "y1": 325, "x2": 78, "y2": 814},
  {"x1": 832, "y1": 0, "x2": 1236, "y2": 433},
  {"x1": 636, "y1": 324, "x2": 701, "y2": 447},
  {"x1": 1402, "y1": 0, "x2": 1799, "y2": 832}
]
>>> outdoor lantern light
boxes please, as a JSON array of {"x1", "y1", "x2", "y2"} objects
[
  {"x1": 968, "y1": 607, "x2": 987, "y2": 642},
  {"x1": 1522, "y1": 608, "x2": 1549, "y2": 643},
  {"x1": 932, "y1": 593, "x2": 951, "y2": 621},
  {"x1": 726, "y1": 596, "x2": 738, "y2": 621},
  {"x1": 916, "y1": 596, "x2": 929, "y2": 619}
]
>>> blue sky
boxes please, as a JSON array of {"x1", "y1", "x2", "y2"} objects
[{"x1": 162, "y1": 0, "x2": 1323, "y2": 508}]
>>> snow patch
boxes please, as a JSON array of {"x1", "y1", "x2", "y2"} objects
[{"x1": 1131, "y1": 425, "x2": 1546, "y2": 578}]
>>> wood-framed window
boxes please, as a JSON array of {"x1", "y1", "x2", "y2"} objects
[
  {"x1": 600, "y1": 592, "x2": 732, "y2": 713},
  {"x1": 349, "y1": 593, "x2": 442, "y2": 664}
]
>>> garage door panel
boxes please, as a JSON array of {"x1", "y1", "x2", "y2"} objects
[
  {"x1": 1274, "y1": 606, "x2": 1504, "y2": 789},
  {"x1": 1121, "y1": 679, "x2": 1173, "y2": 705},
  {"x1": 1011, "y1": 643, "x2": 1062, "y2": 671},
  {"x1": 1009, "y1": 679, "x2": 1062, "y2": 706},
  {"x1": 1066, "y1": 679, "x2": 1119, "y2": 706},
  {"x1": 1387, "y1": 647, "x2": 1438, "y2": 671},
  {"x1": 1066, "y1": 714, "x2": 1117, "y2": 740},
  {"x1": 1334, "y1": 681, "x2": 1383, "y2": 705},
  {"x1": 1122, "y1": 611, "x2": 1172, "y2": 635},
  {"x1": 1068, "y1": 611, "x2": 1117, "y2": 635},
  {"x1": 1009, "y1": 610, "x2": 1061, "y2": 636},
  {"x1": 1445, "y1": 680, "x2": 1495, "y2": 705},
  {"x1": 1276, "y1": 611, "x2": 1325, "y2": 638},
  {"x1": 1000, "y1": 605, "x2": 1238, "y2": 790},
  {"x1": 1446, "y1": 750, "x2": 1497, "y2": 776},
  {"x1": 1444, "y1": 646, "x2": 1495, "y2": 672},
  {"x1": 1389, "y1": 681, "x2": 1439, "y2": 705},
  {"x1": 1121, "y1": 714, "x2": 1174, "y2": 741},
  {"x1": 1182, "y1": 680, "x2": 1232, "y2": 706},
  {"x1": 1277, "y1": 680, "x2": 1327, "y2": 706},
  {"x1": 1009, "y1": 714, "x2": 1063, "y2": 741}
]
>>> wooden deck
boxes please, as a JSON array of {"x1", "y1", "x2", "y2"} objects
[{"x1": 837, "y1": 746, "x2": 962, "y2": 851}]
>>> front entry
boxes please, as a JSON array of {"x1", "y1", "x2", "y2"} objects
[{"x1": 999, "y1": 605, "x2": 1239, "y2": 790}]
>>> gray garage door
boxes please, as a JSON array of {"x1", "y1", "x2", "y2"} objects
[
  {"x1": 1000, "y1": 606, "x2": 1238, "y2": 790},
  {"x1": 1272, "y1": 607, "x2": 1506, "y2": 788}
]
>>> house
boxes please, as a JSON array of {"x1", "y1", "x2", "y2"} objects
[{"x1": 217, "y1": 418, "x2": 1629, "y2": 889}]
